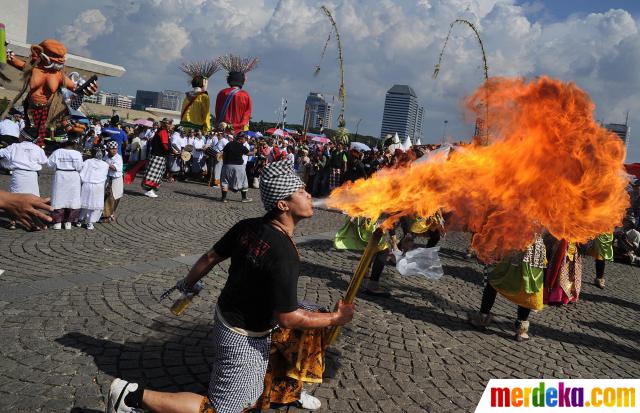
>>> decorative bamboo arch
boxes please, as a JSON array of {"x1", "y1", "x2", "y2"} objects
[{"x1": 433, "y1": 19, "x2": 490, "y2": 145}]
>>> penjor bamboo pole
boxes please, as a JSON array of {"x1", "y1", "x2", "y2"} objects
[{"x1": 325, "y1": 228, "x2": 384, "y2": 347}]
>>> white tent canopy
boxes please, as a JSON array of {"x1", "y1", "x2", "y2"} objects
[
  {"x1": 388, "y1": 132, "x2": 403, "y2": 152},
  {"x1": 403, "y1": 135, "x2": 412, "y2": 151}
]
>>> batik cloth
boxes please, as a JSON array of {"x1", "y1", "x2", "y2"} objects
[
  {"x1": 141, "y1": 155, "x2": 166, "y2": 190},
  {"x1": 103, "y1": 177, "x2": 122, "y2": 217},
  {"x1": 545, "y1": 242, "x2": 582, "y2": 305},
  {"x1": 51, "y1": 208, "x2": 81, "y2": 224},
  {"x1": 256, "y1": 325, "x2": 326, "y2": 409},
  {"x1": 205, "y1": 313, "x2": 271, "y2": 413}
]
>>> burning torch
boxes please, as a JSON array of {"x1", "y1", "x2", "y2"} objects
[{"x1": 325, "y1": 227, "x2": 384, "y2": 346}]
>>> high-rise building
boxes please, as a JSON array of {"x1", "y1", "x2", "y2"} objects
[
  {"x1": 134, "y1": 90, "x2": 161, "y2": 110},
  {"x1": 605, "y1": 122, "x2": 630, "y2": 146},
  {"x1": 380, "y1": 84, "x2": 424, "y2": 142},
  {"x1": 105, "y1": 93, "x2": 132, "y2": 109},
  {"x1": 159, "y1": 90, "x2": 182, "y2": 111},
  {"x1": 85, "y1": 91, "x2": 109, "y2": 105},
  {"x1": 303, "y1": 92, "x2": 334, "y2": 130}
]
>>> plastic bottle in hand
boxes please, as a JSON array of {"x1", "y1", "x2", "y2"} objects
[{"x1": 170, "y1": 281, "x2": 203, "y2": 316}]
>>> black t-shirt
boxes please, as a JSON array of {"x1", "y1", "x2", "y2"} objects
[
  {"x1": 150, "y1": 130, "x2": 170, "y2": 156},
  {"x1": 223, "y1": 140, "x2": 249, "y2": 165},
  {"x1": 214, "y1": 218, "x2": 299, "y2": 331}
]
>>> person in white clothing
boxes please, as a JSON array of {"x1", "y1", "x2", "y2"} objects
[
  {"x1": 102, "y1": 141, "x2": 124, "y2": 222},
  {"x1": 167, "y1": 128, "x2": 183, "y2": 181},
  {"x1": 83, "y1": 129, "x2": 97, "y2": 153},
  {"x1": 79, "y1": 147, "x2": 109, "y2": 230},
  {"x1": 190, "y1": 131, "x2": 206, "y2": 179},
  {"x1": 48, "y1": 137, "x2": 84, "y2": 230},
  {"x1": 213, "y1": 131, "x2": 229, "y2": 186},
  {"x1": 204, "y1": 133, "x2": 218, "y2": 185},
  {"x1": 0, "y1": 128, "x2": 48, "y2": 229},
  {"x1": 92, "y1": 119, "x2": 102, "y2": 137},
  {"x1": 128, "y1": 133, "x2": 142, "y2": 165},
  {"x1": 138, "y1": 127, "x2": 151, "y2": 161},
  {"x1": 0, "y1": 115, "x2": 21, "y2": 143}
]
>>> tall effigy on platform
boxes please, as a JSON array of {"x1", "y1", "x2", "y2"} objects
[
  {"x1": 214, "y1": 54, "x2": 258, "y2": 133},
  {"x1": 179, "y1": 60, "x2": 220, "y2": 133},
  {"x1": 2, "y1": 38, "x2": 98, "y2": 143}
]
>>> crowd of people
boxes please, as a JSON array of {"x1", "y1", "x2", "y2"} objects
[
  {"x1": 75, "y1": 114, "x2": 449, "y2": 203},
  {"x1": 0, "y1": 124, "x2": 123, "y2": 230}
]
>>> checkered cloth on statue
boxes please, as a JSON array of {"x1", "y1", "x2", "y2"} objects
[{"x1": 259, "y1": 159, "x2": 304, "y2": 211}]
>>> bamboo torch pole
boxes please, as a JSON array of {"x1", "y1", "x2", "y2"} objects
[{"x1": 325, "y1": 228, "x2": 384, "y2": 346}]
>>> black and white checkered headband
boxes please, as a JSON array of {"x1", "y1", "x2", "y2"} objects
[
  {"x1": 106, "y1": 141, "x2": 118, "y2": 149},
  {"x1": 260, "y1": 159, "x2": 304, "y2": 211}
]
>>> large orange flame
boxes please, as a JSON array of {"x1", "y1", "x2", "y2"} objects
[{"x1": 327, "y1": 76, "x2": 629, "y2": 262}]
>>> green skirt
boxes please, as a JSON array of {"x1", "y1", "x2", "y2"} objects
[
  {"x1": 334, "y1": 217, "x2": 387, "y2": 251},
  {"x1": 489, "y1": 259, "x2": 545, "y2": 310},
  {"x1": 588, "y1": 233, "x2": 614, "y2": 261}
]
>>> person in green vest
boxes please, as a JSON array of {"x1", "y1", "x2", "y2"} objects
[
  {"x1": 588, "y1": 233, "x2": 614, "y2": 289},
  {"x1": 468, "y1": 235, "x2": 547, "y2": 341}
]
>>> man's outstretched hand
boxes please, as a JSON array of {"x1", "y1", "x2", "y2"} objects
[
  {"x1": 0, "y1": 191, "x2": 53, "y2": 230},
  {"x1": 333, "y1": 299, "x2": 355, "y2": 326}
]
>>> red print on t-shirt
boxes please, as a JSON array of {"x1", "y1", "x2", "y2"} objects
[{"x1": 239, "y1": 231, "x2": 271, "y2": 262}]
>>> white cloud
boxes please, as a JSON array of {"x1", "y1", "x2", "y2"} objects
[
  {"x1": 136, "y1": 22, "x2": 190, "y2": 63},
  {"x1": 31, "y1": 0, "x2": 640, "y2": 161},
  {"x1": 56, "y1": 9, "x2": 113, "y2": 56}
]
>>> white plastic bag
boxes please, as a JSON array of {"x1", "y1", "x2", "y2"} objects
[{"x1": 393, "y1": 246, "x2": 444, "y2": 280}]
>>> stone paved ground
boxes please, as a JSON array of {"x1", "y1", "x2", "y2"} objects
[{"x1": 0, "y1": 171, "x2": 639, "y2": 412}]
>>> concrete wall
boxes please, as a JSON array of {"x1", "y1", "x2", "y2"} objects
[{"x1": 0, "y1": 0, "x2": 29, "y2": 43}]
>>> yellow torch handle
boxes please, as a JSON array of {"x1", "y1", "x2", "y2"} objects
[
  {"x1": 325, "y1": 228, "x2": 384, "y2": 346},
  {"x1": 0, "y1": 24, "x2": 6, "y2": 65}
]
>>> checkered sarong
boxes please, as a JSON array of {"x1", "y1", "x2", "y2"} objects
[
  {"x1": 141, "y1": 155, "x2": 166, "y2": 190},
  {"x1": 28, "y1": 104, "x2": 50, "y2": 138},
  {"x1": 207, "y1": 314, "x2": 271, "y2": 413}
]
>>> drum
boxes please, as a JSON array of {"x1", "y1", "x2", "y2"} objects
[
  {"x1": 183, "y1": 144, "x2": 194, "y2": 152},
  {"x1": 216, "y1": 152, "x2": 223, "y2": 161},
  {"x1": 205, "y1": 146, "x2": 216, "y2": 157},
  {"x1": 180, "y1": 150, "x2": 192, "y2": 162}
]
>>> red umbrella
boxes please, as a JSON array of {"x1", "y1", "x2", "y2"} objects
[
  {"x1": 311, "y1": 136, "x2": 330, "y2": 144},
  {"x1": 266, "y1": 128, "x2": 288, "y2": 137},
  {"x1": 133, "y1": 119, "x2": 154, "y2": 127}
]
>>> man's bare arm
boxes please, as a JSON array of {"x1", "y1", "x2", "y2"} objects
[{"x1": 275, "y1": 299, "x2": 354, "y2": 330}]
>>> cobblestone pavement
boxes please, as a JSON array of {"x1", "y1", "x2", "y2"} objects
[{"x1": 0, "y1": 171, "x2": 639, "y2": 412}]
